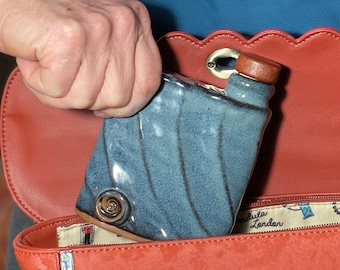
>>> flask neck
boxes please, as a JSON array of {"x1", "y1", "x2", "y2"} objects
[{"x1": 226, "y1": 73, "x2": 274, "y2": 108}]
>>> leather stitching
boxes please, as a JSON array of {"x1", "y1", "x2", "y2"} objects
[
  {"x1": 1, "y1": 70, "x2": 44, "y2": 222},
  {"x1": 164, "y1": 28, "x2": 340, "y2": 48}
]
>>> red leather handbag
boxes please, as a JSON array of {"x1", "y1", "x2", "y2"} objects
[{"x1": 2, "y1": 28, "x2": 340, "y2": 269}]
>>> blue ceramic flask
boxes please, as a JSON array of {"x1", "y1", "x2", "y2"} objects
[{"x1": 76, "y1": 52, "x2": 281, "y2": 241}]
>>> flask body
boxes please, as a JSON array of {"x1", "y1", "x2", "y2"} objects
[{"x1": 76, "y1": 71, "x2": 274, "y2": 240}]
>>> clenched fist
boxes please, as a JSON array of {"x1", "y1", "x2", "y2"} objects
[{"x1": 0, "y1": 0, "x2": 162, "y2": 117}]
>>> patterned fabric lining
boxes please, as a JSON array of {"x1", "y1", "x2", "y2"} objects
[{"x1": 233, "y1": 202, "x2": 340, "y2": 234}]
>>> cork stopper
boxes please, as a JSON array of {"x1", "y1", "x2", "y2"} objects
[{"x1": 235, "y1": 53, "x2": 281, "y2": 84}]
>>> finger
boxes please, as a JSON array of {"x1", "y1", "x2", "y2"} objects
[
  {"x1": 88, "y1": 7, "x2": 139, "y2": 112},
  {"x1": 17, "y1": 20, "x2": 84, "y2": 98},
  {"x1": 93, "y1": 34, "x2": 162, "y2": 118},
  {"x1": 90, "y1": 4, "x2": 162, "y2": 117},
  {"x1": 57, "y1": 11, "x2": 115, "y2": 109},
  {"x1": 23, "y1": 57, "x2": 104, "y2": 110}
]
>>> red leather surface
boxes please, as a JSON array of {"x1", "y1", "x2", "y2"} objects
[
  {"x1": 158, "y1": 28, "x2": 340, "y2": 202},
  {"x1": 1, "y1": 71, "x2": 102, "y2": 221},
  {"x1": 2, "y1": 28, "x2": 340, "y2": 217},
  {"x1": 5, "y1": 27, "x2": 340, "y2": 270},
  {"x1": 14, "y1": 215, "x2": 340, "y2": 270},
  {"x1": 2, "y1": 28, "x2": 340, "y2": 222}
]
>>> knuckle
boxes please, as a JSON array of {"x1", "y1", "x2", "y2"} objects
[
  {"x1": 53, "y1": 19, "x2": 85, "y2": 49},
  {"x1": 86, "y1": 12, "x2": 111, "y2": 37},
  {"x1": 111, "y1": 6, "x2": 137, "y2": 36},
  {"x1": 130, "y1": 1, "x2": 151, "y2": 23}
]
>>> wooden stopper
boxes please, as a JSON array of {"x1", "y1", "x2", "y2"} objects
[{"x1": 235, "y1": 53, "x2": 281, "y2": 84}]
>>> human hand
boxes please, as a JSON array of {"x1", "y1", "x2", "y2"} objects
[{"x1": 0, "y1": 0, "x2": 162, "y2": 117}]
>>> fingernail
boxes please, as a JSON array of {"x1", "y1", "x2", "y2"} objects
[{"x1": 93, "y1": 111, "x2": 110, "y2": 118}]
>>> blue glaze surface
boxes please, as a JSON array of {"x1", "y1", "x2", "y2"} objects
[{"x1": 76, "y1": 73, "x2": 273, "y2": 240}]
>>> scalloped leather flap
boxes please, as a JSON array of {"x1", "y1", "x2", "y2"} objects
[{"x1": 2, "y1": 28, "x2": 340, "y2": 221}]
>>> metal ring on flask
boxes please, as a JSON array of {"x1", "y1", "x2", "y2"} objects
[{"x1": 206, "y1": 48, "x2": 240, "y2": 79}]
